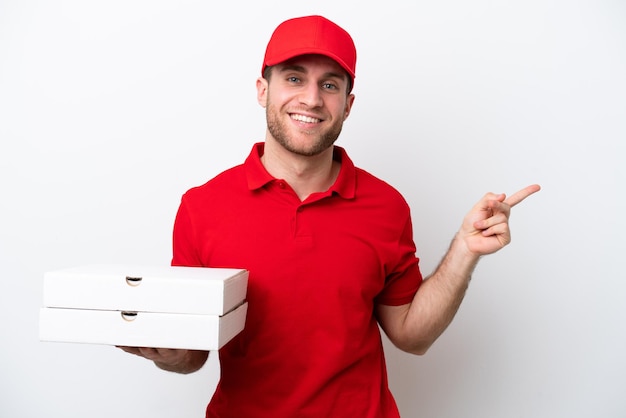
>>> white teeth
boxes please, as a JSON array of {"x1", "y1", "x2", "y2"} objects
[{"x1": 291, "y1": 114, "x2": 320, "y2": 123}]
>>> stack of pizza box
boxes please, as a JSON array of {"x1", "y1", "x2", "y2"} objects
[{"x1": 39, "y1": 264, "x2": 248, "y2": 350}]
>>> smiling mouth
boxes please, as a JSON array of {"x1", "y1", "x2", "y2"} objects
[{"x1": 290, "y1": 113, "x2": 321, "y2": 124}]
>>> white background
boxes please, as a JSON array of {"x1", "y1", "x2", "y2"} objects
[{"x1": 1, "y1": 1, "x2": 624, "y2": 417}]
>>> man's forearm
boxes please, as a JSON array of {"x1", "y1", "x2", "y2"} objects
[{"x1": 401, "y1": 235, "x2": 480, "y2": 354}]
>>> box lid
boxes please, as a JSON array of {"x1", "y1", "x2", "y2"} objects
[
  {"x1": 39, "y1": 301, "x2": 248, "y2": 350},
  {"x1": 43, "y1": 264, "x2": 248, "y2": 315}
]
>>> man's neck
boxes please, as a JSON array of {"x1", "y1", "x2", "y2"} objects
[{"x1": 261, "y1": 139, "x2": 340, "y2": 201}]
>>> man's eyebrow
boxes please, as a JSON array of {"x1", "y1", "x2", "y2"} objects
[{"x1": 278, "y1": 64, "x2": 307, "y2": 74}]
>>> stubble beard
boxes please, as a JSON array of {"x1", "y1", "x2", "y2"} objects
[{"x1": 265, "y1": 101, "x2": 344, "y2": 157}]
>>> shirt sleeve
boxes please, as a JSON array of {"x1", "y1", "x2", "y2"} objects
[{"x1": 374, "y1": 212, "x2": 423, "y2": 306}]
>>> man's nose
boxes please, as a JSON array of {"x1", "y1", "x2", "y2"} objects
[{"x1": 298, "y1": 83, "x2": 323, "y2": 108}]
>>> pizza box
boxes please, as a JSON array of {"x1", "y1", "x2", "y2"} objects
[
  {"x1": 42, "y1": 264, "x2": 248, "y2": 316},
  {"x1": 39, "y1": 301, "x2": 247, "y2": 350}
]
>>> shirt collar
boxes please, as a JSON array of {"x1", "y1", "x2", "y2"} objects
[{"x1": 244, "y1": 142, "x2": 356, "y2": 199}]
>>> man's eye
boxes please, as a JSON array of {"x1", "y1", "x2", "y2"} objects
[
  {"x1": 323, "y1": 83, "x2": 338, "y2": 90},
  {"x1": 287, "y1": 76, "x2": 300, "y2": 83}
]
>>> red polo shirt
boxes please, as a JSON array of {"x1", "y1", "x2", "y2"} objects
[{"x1": 172, "y1": 143, "x2": 423, "y2": 418}]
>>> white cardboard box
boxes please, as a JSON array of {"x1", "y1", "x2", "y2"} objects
[
  {"x1": 39, "y1": 264, "x2": 249, "y2": 350},
  {"x1": 43, "y1": 264, "x2": 248, "y2": 315},
  {"x1": 39, "y1": 302, "x2": 248, "y2": 350}
]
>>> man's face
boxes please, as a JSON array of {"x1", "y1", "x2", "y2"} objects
[{"x1": 257, "y1": 54, "x2": 355, "y2": 157}]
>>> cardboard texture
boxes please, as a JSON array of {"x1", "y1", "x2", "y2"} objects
[
  {"x1": 43, "y1": 264, "x2": 248, "y2": 315},
  {"x1": 39, "y1": 302, "x2": 248, "y2": 350},
  {"x1": 39, "y1": 264, "x2": 249, "y2": 350}
]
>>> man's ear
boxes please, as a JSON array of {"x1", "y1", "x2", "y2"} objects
[
  {"x1": 256, "y1": 77, "x2": 269, "y2": 108},
  {"x1": 343, "y1": 93, "x2": 355, "y2": 121}
]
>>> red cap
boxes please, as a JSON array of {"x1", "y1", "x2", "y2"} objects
[{"x1": 262, "y1": 15, "x2": 357, "y2": 85}]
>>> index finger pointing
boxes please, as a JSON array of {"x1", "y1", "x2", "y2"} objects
[{"x1": 504, "y1": 184, "x2": 541, "y2": 207}]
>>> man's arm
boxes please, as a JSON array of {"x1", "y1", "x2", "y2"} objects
[
  {"x1": 118, "y1": 346, "x2": 209, "y2": 374},
  {"x1": 377, "y1": 184, "x2": 541, "y2": 355}
]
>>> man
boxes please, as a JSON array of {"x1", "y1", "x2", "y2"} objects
[{"x1": 121, "y1": 15, "x2": 540, "y2": 417}]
